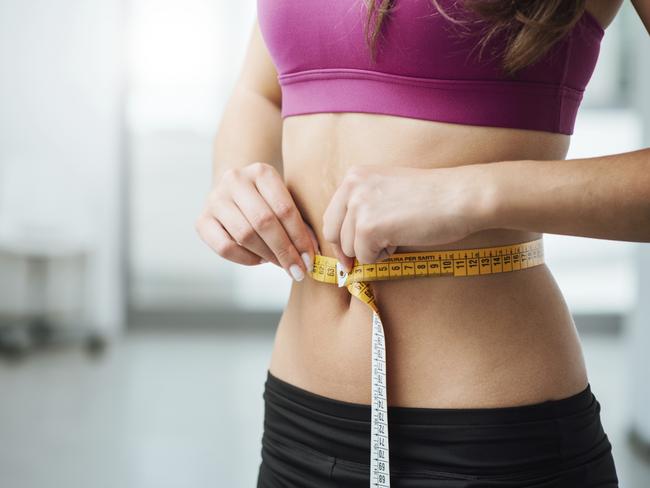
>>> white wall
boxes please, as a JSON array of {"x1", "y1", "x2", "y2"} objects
[
  {"x1": 125, "y1": 0, "x2": 281, "y2": 310},
  {"x1": 626, "y1": 5, "x2": 650, "y2": 444},
  {"x1": 0, "y1": 0, "x2": 125, "y2": 337}
]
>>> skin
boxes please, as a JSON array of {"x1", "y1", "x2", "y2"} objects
[{"x1": 196, "y1": 0, "x2": 649, "y2": 408}]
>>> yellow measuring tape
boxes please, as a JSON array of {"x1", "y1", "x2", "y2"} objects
[{"x1": 308, "y1": 238, "x2": 545, "y2": 487}]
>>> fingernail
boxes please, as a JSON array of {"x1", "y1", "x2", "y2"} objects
[
  {"x1": 259, "y1": 258, "x2": 267, "y2": 264},
  {"x1": 301, "y1": 252, "x2": 312, "y2": 271},
  {"x1": 289, "y1": 264, "x2": 304, "y2": 281}
]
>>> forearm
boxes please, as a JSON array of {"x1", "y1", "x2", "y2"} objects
[
  {"x1": 475, "y1": 148, "x2": 650, "y2": 242},
  {"x1": 211, "y1": 85, "x2": 283, "y2": 187}
]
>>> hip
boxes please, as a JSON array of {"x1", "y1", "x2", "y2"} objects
[{"x1": 257, "y1": 371, "x2": 618, "y2": 487}]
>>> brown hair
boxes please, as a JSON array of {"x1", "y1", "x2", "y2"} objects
[{"x1": 363, "y1": 0, "x2": 587, "y2": 74}]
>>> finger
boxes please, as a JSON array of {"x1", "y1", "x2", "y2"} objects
[
  {"x1": 322, "y1": 183, "x2": 350, "y2": 246},
  {"x1": 302, "y1": 223, "x2": 320, "y2": 276},
  {"x1": 340, "y1": 209, "x2": 356, "y2": 259},
  {"x1": 228, "y1": 181, "x2": 293, "y2": 266},
  {"x1": 213, "y1": 198, "x2": 278, "y2": 265},
  {"x1": 384, "y1": 245, "x2": 398, "y2": 259},
  {"x1": 331, "y1": 241, "x2": 355, "y2": 273},
  {"x1": 355, "y1": 226, "x2": 384, "y2": 265},
  {"x1": 254, "y1": 171, "x2": 316, "y2": 277},
  {"x1": 196, "y1": 215, "x2": 264, "y2": 266},
  {"x1": 374, "y1": 245, "x2": 397, "y2": 263}
]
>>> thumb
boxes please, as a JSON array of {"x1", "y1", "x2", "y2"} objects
[
  {"x1": 379, "y1": 245, "x2": 397, "y2": 261},
  {"x1": 331, "y1": 242, "x2": 355, "y2": 273}
]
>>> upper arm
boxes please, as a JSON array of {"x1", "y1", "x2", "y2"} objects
[
  {"x1": 585, "y1": 0, "x2": 624, "y2": 30},
  {"x1": 631, "y1": 0, "x2": 650, "y2": 34},
  {"x1": 233, "y1": 16, "x2": 282, "y2": 109}
]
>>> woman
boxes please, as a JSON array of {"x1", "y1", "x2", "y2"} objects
[{"x1": 196, "y1": 0, "x2": 649, "y2": 486}]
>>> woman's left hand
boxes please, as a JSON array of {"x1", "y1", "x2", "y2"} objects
[{"x1": 322, "y1": 164, "x2": 492, "y2": 271}]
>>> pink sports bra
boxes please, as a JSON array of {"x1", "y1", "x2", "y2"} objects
[{"x1": 257, "y1": 0, "x2": 605, "y2": 135}]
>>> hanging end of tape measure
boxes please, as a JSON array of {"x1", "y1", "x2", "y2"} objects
[{"x1": 336, "y1": 262, "x2": 348, "y2": 287}]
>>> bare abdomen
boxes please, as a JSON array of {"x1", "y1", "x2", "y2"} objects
[{"x1": 268, "y1": 113, "x2": 588, "y2": 408}]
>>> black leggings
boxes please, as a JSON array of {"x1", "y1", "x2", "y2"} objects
[{"x1": 257, "y1": 371, "x2": 619, "y2": 487}]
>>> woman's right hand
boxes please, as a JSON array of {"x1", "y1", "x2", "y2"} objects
[{"x1": 194, "y1": 161, "x2": 320, "y2": 282}]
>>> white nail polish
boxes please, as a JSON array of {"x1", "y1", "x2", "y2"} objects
[
  {"x1": 301, "y1": 252, "x2": 312, "y2": 271},
  {"x1": 289, "y1": 264, "x2": 304, "y2": 281}
]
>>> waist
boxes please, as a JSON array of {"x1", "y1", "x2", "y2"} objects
[
  {"x1": 272, "y1": 233, "x2": 589, "y2": 407},
  {"x1": 287, "y1": 230, "x2": 546, "y2": 310}
]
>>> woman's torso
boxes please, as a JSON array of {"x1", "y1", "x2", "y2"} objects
[{"x1": 267, "y1": 0, "x2": 621, "y2": 408}]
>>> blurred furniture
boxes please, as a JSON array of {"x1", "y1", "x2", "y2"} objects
[
  {"x1": 0, "y1": 0, "x2": 127, "y2": 354},
  {"x1": 0, "y1": 220, "x2": 106, "y2": 357},
  {"x1": 627, "y1": 245, "x2": 650, "y2": 457},
  {"x1": 0, "y1": 157, "x2": 108, "y2": 358}
]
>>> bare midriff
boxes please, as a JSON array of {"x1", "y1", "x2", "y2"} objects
[{"x1": 268, "y1": 112, "x2": 589, "y2": 409}]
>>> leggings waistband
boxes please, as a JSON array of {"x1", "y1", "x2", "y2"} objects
[{"x1": 265, "y1": 370, "x2": 595, "y2": 424}]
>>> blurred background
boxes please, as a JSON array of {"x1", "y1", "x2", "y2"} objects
[{"x1": 0, "y1": 0, "x2": 649, "y2": 487}]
